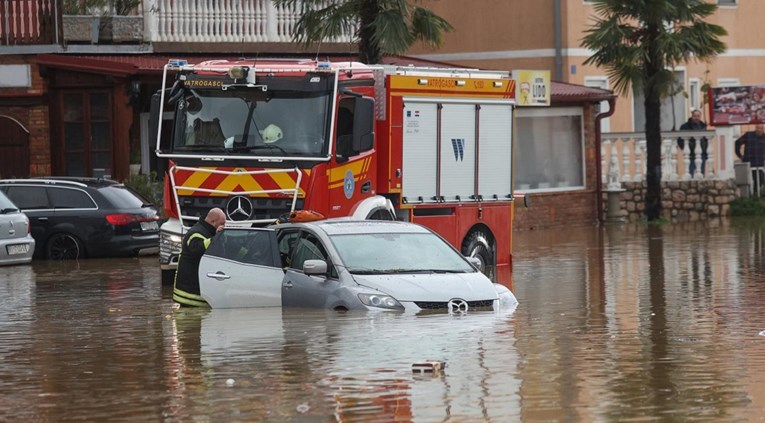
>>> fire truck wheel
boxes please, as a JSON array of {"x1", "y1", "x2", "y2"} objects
[
  {"x1": 462, "y1": 230, "x2": 495, "y2": 279},
  {"x1": 162, "y1": 269, "x2": 176, "y2": 286}
]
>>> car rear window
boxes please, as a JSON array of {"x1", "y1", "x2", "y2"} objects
[
  {"x1": 97, "y1": 185, "x2": 150, "y2": 208},
  {"x1": 0, "y1": 191, "x2": 18, "y2": 211}
]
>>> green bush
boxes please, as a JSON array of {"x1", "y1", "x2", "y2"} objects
[
  {"x1": 730, "y1": 197, "x2": 765, "y2": 216},
  {"x1": 123, "y1": 171, "x2": 164, "y2": 214}
]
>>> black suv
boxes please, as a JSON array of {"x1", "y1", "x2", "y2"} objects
[{"x1": 0, "y1": 178, "x2": 160, "y2": 260}]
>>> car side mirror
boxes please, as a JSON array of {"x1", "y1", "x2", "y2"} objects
[
  {"x1": 466, "y1": 256, "x2": 481, "y2": 269},
  {"x1": 303, "y1": 259, "x2": 328, "y2": 275}
]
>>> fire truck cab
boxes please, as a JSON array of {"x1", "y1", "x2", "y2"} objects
[{"x1": 152, "y1": 59, "x2": 518, "y2": 284}]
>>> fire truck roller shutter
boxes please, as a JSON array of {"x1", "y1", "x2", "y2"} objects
[
  {"x1": 439, "y1": 103, "x2": 477, "y2": 202},
  {"x1": 477, "y1": 103, "x2": 514, "y2": 199},
  {"x1": 402, "y1": 101, "x2": 439, "y2": 203}
]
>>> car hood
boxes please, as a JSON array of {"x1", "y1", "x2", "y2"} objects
[{"x1": 351, "y1": 272, "x2": 498, "y2": 302}]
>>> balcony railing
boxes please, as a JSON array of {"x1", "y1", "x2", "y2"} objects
[
  {"x1": 1, "y1": 0, "x2": 62, "y2": 45},
  {"x1": 601, "y1": 130, "x2": 734, "y2": 188},
  {"x1": 1, "y1": 0, "x2": 354, "y2": 48},
  {"x1": 145, "y1": 0, "x2": 353, "y2": 43}
]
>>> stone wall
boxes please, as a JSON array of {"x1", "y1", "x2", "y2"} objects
[{"x1": 606, "y1": 179, "x2": 738, "y2": 223}]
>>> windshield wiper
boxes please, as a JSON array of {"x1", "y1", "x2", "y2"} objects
[
  {"x1": 175, "y1": 145, "x2": 227, "y2": 152},
  {"x1": 420, "y1": 269, "x2": 469, "y2": 274},
  {"x1": 233, "y1": 144, "x2": 289, "y2": 155},
  {"x1": 349, "y1": 268, "x2": 408, "y2": 275},
  {"x1": 0, "y1": 208, "x2": 18, "y2": 214},
  {"x1": 350, "y1": 268, "x2": 458, "y2": 275}
]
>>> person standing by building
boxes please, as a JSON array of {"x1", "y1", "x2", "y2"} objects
[
  {"x1": 678, "y1": 109, "x2": 708, "y2": 176},
  {"x1": 173, "y1": 208, "x2": 226, "y2": 307},
  {"x1": 735, "y1": 124, "x2": 765, "y2": 196}
]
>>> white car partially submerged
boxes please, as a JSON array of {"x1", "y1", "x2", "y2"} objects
[
  {"x1": 199, "y1": 219, "x2": 518, "y2": 313},
  {"x1": 0, "y1": 190, "x2": 35, "y2": 266}
]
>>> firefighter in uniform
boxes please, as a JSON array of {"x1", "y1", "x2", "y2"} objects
[{"x1": 173, "y1": 207, "x2": 226, "y2": 307}]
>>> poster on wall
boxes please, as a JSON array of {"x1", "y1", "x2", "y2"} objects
[
  {"x1": 512, "y1": 70, "x2": 550, "y2": 106},
  {"x1": 709, "y1": 85, "x2": 765, "y2": 126}
]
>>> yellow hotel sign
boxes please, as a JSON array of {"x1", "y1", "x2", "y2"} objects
[{"x1": 512, "y1": 70, "x2": 551, "y2": 106}]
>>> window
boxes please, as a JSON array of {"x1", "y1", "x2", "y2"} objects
[
  {"x1": 99, "y1": 185, "x2": 149, "y2": 208},
  {"x1": 515, "y1": 107, "x2": 584, "y2": 191},
  {"x1": 278, "y1": 230, "x2": 301, "y2": 267},
  {"x1": 689, "y1": 78, "x2": 701, "y2": 112},
  {"x1": 633, "y1": 69, "x2": 685, "y2": 131},
  {"x1": 291, "y1": 233, "x2": 327, "y2": 271},
  {"x1": 206, "y1": 229, "x2": 279, "y2": 267},
  {"x1": 335, "y1": 97, "x2": 355, "y2": 159},
  {"x1": 718, "y1": 0, "x2": 736, "y2": 6},
  {"x1": 48, "y1": 187, "x2": 96, "y2": 209},
  {"x1": 3, "y1": 186, "x2": 49, "y2": 210},
  {"x1": 61, "y1": 91, "x2": 113, "y2": 177},
  {"x1": 330, "y1": 232, "x2": 474, "y2": 274}
]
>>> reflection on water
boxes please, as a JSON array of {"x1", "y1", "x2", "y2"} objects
[{"x1": 0, "y1": 218, "x2": 764, "y2": 421}]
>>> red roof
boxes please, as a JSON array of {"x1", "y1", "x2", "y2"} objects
[{"x1": 35, "y1": 53, "x2": 614, "y2": 101}]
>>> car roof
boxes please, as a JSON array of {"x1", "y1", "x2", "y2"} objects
[
  {"x1": 282, "y1": 219, "x2": 433, "y2": 236},
  {"x1": 0, "y1": 177, "x2": 120, "y2": 189}
]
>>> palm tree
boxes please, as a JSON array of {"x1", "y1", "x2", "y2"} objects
[
  {"x1": 581, "y1": 0, "x2": 726, "y2": 221},
  {"x1": 272, "y1": 0, "x2": 452, "y2": 64}
]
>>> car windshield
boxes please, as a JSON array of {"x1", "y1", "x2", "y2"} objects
[
  {"x1": 172, "y1": 76, "x2": 331, "y2": 157},
  {"x1": 330, "y1": 232, "x2": 475, "y2": 274},
  {"x1": 0, "y1": 191, "x2": 19, "y2": 213}
]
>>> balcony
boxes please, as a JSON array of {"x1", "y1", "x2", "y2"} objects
[
  {"x1": 1, "y1": 0, "x2": 62, "y2": 48},
  {"x1": 0, "y1": 0, "x2": 354, "y2": 53}
]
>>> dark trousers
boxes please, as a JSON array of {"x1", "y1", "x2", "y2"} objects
[
  {"x1": 677, "y1": 136, "x2": 708, "y2": 176},
  {"x1": 752, "y1": 168, "x2": 765, "y2": 196}
]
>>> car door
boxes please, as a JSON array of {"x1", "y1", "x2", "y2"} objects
[
  {"x1": 280, "y1": 230, "x2": 343, "y2": 309},
  {"x1": 198, "y1": 228, "x2": 285, "y2": 309}
]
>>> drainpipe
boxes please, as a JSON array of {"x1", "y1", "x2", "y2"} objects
[
  {"x1": 553, "y1": 0, "x2": 563, "y2": 81},
  {"x1": 595, "y1": 97, "x2": 617, "y2": 224}
]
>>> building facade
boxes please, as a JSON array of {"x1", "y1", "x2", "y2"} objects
[
  {"x1": 406, "y1": 0, "x2": 754, "y2": 222},
  {"x1": 409, "y1": 0, "x2": 762, "y2": 135},
  {"x1": 0, "y1": 0, "x2": 613, "y2": 229}
]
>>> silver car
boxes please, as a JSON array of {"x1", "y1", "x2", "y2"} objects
[
  {"x1": 198, "y1": 219, "x2": 518, "y2": 312},
  {"x1": 0, "y1": 191, "x2": 35, "y2": 265}
]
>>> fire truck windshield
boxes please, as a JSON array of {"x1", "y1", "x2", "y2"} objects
[{"x1": 172, "y1": 88, "x2": 331, "y2": 157}]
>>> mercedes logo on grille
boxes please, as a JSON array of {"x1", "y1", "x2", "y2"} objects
[
  {"x1": 447, "y1": 299, "x2": 469, "y2": 314},
  {"x1": 225, "y1": 195, "x2": 253, "y2": 221}
]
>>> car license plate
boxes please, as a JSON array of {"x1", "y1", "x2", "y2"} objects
[
  {"x1": 7, "y1": 244, "x2": 29, "y2": 255},
  {"x1": 140, "y1": 221, "x2": 159, "y2": 231}
]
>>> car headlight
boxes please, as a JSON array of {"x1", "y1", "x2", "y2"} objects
[
  {"x1": 357, "y1": 293, "x2": 404, "y2": 310},
  {"x1": 493, "y1": 284, "x2": 518, "y2": 312}
]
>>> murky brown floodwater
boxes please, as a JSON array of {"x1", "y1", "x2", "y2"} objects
[{"x1": 1, "y1": 218, "x2": 765, "y2": 422}]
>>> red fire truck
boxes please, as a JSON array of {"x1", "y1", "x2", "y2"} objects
[{"x1": 152, "y1": 58, "x2": 521, "y2": 284}]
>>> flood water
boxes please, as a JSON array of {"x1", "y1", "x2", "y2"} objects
[{"x1": 1, "y1": 218, "x2": 765, "y2": 421}]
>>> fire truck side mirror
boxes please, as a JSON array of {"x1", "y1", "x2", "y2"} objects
[{"x1": 352, "y1": 97, "x2": 375, "y2": 152}]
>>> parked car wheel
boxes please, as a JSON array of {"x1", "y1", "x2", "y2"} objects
[
  {"x1": 46, "y1": 233, "x2": 83, "y2": 260},
  {"x1": 462, "y1": 229, "x2": 494, "y2": 280}
]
